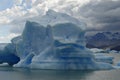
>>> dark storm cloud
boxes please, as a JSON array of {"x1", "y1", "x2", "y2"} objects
[{"x1": 79, "y1": 0, "x2": 120, "y2": 31}]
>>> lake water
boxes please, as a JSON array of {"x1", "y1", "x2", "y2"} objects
[
  {"x1": 0, "y1": 67, "x2": 120, "y2": 80},
  {"x1": 0, "y1": 53, "x2": 120, "y2": 80}
]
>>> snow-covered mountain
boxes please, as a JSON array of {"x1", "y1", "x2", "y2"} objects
[{"x1": 86, "y1": 32, "x2": 120, "y2": 50}]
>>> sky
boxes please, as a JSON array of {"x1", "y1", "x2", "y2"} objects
[{"x1": 0, "y1": 0, "x2": 120, "y2": 43}]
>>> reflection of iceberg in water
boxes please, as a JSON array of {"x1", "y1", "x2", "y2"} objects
[{"x1": 13, "y1": 21, "x2": 113, "y2": 70}]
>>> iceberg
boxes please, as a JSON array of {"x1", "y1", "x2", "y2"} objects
[
  {"x1": 13, "y1": 20, "x2": 114, "y2": 70},
  {"x1": 0, "y1": 43, "x2": 7, "y2": 51},
  {"x1": 30, "y1": 10, "x2": 86, "y2": 30},
  {"x1": 0, "y1": 43, "x2": 20, "y2": 66},
  {"x1": 14, "y1": 21, "x2": 54, "y2": 67},
  {"x1": 94, "y1": 54, "x2": 114, "y2": 64},
  {"x1": 89, "y1": 48, "x2": 110, "y2": 53},
  {"x1": 117, "y1": 61, "x2": 120, "y2": 66},
  {"x1": 14, "y1": 53, "x2": 34, "y2": 68},
  {"x1": 109, "y1": 50, "x2": 118, "y2": 53},
  {"x1": 115, "y1": 60, "x2": 120, "y2": 69}
]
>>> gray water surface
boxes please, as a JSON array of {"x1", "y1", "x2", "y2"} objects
[{"x1": 0, "y1": 67, "x2": 120, "y2": 80}]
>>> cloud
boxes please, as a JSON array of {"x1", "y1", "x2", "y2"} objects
[
  {"x1": 1, "y1": 0, "x2": 120, "y2": 42},
  {"x1": 0, "y1": 0, "x2": 91, "y2": 24},
  {"x1": 2, "y1": 0, "x2": 120, "y2": 32},
  {"x1": 79, "y1": 0, "x2": 120, "y2": 31},
  {"x1": 0, "y1": 5, "x2": 26, "y2": 25},
  {"x1": 0, "y1": 33, "x2": 20, "y2": 43},
  {"x1": 0, "y1": 0, "x2": 102, "y2": 43},
  {"x1": 2, "y1": 0, "x2": 91, "y2": 34},
  {"x1": 13, "y1": 0, "x2": 23, "y2": 5}
]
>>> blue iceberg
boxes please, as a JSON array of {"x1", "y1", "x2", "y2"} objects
[
  {"x1": 117, "y1": 62, "x2": 120, "y2": 66},
  {"x1": 13, "y1": 21, "x2": 114, "y2": 70},
  {"x1": 94, "y1": 54, "x2": 114, "y2": 64},
  {"x1": 0, "y1": 43, "x2": 20, "y2": 65}
]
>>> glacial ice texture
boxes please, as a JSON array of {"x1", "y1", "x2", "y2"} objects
[
  {"x1": 0, "y1": 43, "x2": 20, "y2": 65},
  {"x1": 13, "y1": 21, "x2": 114, "y2": 70}
]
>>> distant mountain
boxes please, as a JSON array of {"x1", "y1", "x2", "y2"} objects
[
  {"x1": 111, "y1": 45, "x2": 120, "y2": 51},
  {"x1": 86, "y1": 32, "x2": 120, "y2": 51}
]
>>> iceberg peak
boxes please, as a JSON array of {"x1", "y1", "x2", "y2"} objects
[
  {"x1": 29, "y1": 10, "x2": 86, "y2": 30},
  {"x1": 46, "y1": 9, "x2": 57, "y2": 16}
]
